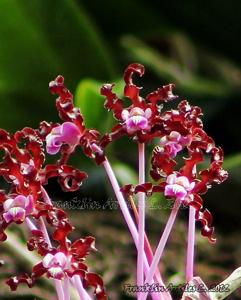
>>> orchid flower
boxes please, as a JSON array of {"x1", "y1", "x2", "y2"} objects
[
  {"x1": 46, "y1": 122, "x2": 82, "y2": 154},
  {"x1": 3, "y1": 195, "x2": 34, "y2": 223}
]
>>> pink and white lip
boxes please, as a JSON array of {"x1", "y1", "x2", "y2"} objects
[
  {"x1": 160, "y1": 131, "x2": 190, "y2": 157},
  {"x1": 3, "y1": 195, "x2": 34, "y2": 223},
  {"x1": 121, "y1": 107, "x2": 152, "y2": 134},
  {"x1": 42, "y1": 252, "x2": 70, "y2": 280},
  {"x1": 164, "y1": 173, "x2": 195, "y2": 201},
  {"x1": 46, "y1": 122, "x2": 82, "y2": 155}
]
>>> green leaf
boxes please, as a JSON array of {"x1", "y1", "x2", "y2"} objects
[
  {"x1": 75, "y1": 79, "x2": 106, "y2": 129},
  {"x1": 0, "y1": 0, "x2": 117, "y2": 131},
  {"x1": 224, "y1": 152, "x2": 241, "y2": 170},
  {"x1": 112, "y1": 162, "x2": 138, "y2": 186},
  {"x1": 75, "y1": 77, "x2": 124, "y2": 132}
]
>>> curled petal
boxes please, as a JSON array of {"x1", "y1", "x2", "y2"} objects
[
  {"x1": 71, "y1": 236, "x2": 96, "y2": 259},
  {"x1": 14, "y1": 127, "x2": 45, "y2": 170},
  {"x1": 79, "y1": 129, "x2": 103, "y2": 164},
  {"x1": 33, "y1": 206, "x2": 73, "y2": 252},
  {"x1": 43, "y1": 164, "x2": 87, "y2": 192},
  {"x1": 195, "y1": 209, "x2": 216, "y2": 243},
  {"x1": 27, "y1": 229, "x2": 54, "y2": 256},
  {"x1": 181, "y1": 150, "x2": 203, "y2": 179},
  {"x1": 177, "y1": 100, "x2": 203, "y2": 130},
  {"x1": 188, "y1": 194, "x2": 203, "y2": 211},
  {"x1": 6, "y1": 274, "x2": 35, "y2": 291},
  {"x1": 124, "y1": 63, "x2": 144, "y2": 105},
  {"x1": 6, "y1": 262, "x2": 46, "y2": 291},
  {"x1": 120, "y1": 184, "x2": 135, "y2": 195},
  {"x1": 211, "y1": 147, "x2": 224, "y2": 163},
  {"x1": 135, "y1": 182, "x2": 164, "y2": 196},
  {"x1": 101, "y1": 84, "x2": 124, "y2": 120},
  {"x1": 198, "y1": 162, "x2": 228, "y2": 192},
  {"x1": 85, "y1": 273, "x2": 108, "y2": 300},
  {"x1": 150, "y1": 146, "x2": 177, "y2": 180},
  {"x1": 49, "y1": 75, "x2": 85, "y2": 131},
  {"x1": 100, "y1": 125, "x2": 125, "y2": 150},
  {"x1": 189, "y1": 128, "x2": 215, "y2": 153},
  {"x1": 146, "y1": 84, "x2": 178, "y2": 104},
  {"x1": 38, "y1": 121, "x2": 59, "y2": 140}
]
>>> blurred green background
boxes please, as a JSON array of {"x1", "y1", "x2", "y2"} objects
[{"x1": 0, "y1": 0, "x2": 241, "y2": 299}]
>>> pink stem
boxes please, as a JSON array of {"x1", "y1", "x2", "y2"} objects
[
  {"x1": 137, "y1": 143, "x2": 145, "y2": 298},
  {"x1": 186, "y1": 205, "x2": 196, "y2": 282},
  {"x1": 26, "y1": 189, "x2": 68, "y2": 300},
  {"x1": 54, "y1": 279, "x2": 65, "y2": 300},
  {"x1": 41, "y1": 187, "x2": 93, "y2": 299},
  {"x1": 25, "y1": 217, "x2": 37, "y2": 231},
  {"x1": 39, "y1": 217, "x2": 52, "y2": 246},
  {"x1": 41, "y1": 186, "x2": 53, "y2": 205},
  {"x1": 129, "y1": 195, "x2": 163, "y2": 283},
  {"x1": 140, "y1": 200, "x2": 180, "y2": 300},
  {"x1": 38, "y1": 217, "x2": 66, "y2": 300},
  {"x1": 73, "y1": 275, "x2": 92, "y2": 300},
  {"x1": 26, "y1": 216, "x2": 65, "y2": 300},
  {"x1": 63, "y1": 277, "x2": 71, "y2": 300},
  {"x1": 102, "y1": 158, "x2": 171, "y2": 300}
]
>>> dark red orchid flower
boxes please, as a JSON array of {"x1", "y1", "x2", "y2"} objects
[
  {"x1": 100, "y1": 63, "x2": 178, "y2": 147},
  {"x1": 46, "y1": 75, "x2": 104, "y2": 164},
  {"x1": 7, "y1": 228, "x2": 107, "y2": 300}
]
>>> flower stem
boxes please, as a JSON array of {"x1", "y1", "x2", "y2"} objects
[
  {"x1": 27, "y1": 189, "x2": 69, "y2": 300},
  {"x1": 137, "y1": 143, "x2": 145, "y2": 297},
  {"x1": 128, "y1": 195, "x2": 163, "y2": 283},
  {"x1": 54, "y1": 279, "x2": 65, "y2": 300},
  {"x1": 186, "y1": 205, "x2": 196, "y2": 282},
  {"x1": 64, "y1": 276, "x2": 71, "y2": 300},
  {"x1": 73, "y1": 275, "x2": 92, "y2": 300},
  {"x1": 41, "y1": 186, "x2": 53, "y2": 206},
  {"x1": 140, "y1": 200, "x2": 180, "y2": 300},
  {"x1": 102, "y1": 158, "x2": 171, "y2": 300},
  {"x1": 39, "y1": 217, "x2": 67, "y2": 300},
  {"x1": 39, "y1": 216, "x2": 52, "y2": 246},
  {"x1": 25, "y1": 217, "x2": 37, "y2": 231}
]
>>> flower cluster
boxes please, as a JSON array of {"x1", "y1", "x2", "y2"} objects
[
  {"x1": 111, "y1": 64, "x2": 228, "y2": 243},
  {"x1": 0, "y1": 79, "x2": 107, "y2": 299},
  {"x1": 0, "y1": 63, "x2": 229, "y2": 300}
]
